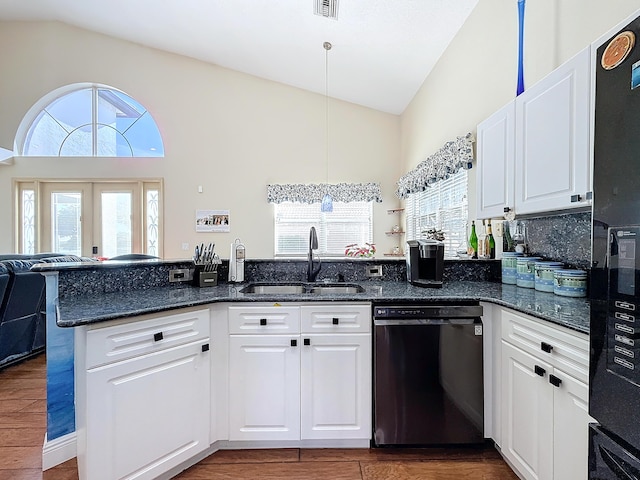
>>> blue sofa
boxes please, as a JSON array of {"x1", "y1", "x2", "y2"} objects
[{"x1": 0, "y1": 254, "x2": 86, "y2": 369}]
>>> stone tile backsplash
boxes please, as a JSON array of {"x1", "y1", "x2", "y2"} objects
[{"x1": 510, "y1": 211, "x2": 591, "y2": 269}]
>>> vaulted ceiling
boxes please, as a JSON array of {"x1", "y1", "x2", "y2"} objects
[{"x1": 0, "y1": 0, "x2": 479, "y2": 114}]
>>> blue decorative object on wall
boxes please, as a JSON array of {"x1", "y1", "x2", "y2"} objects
[{"x1": 517, "y1": 0, "x2": 526, "y2": 95}]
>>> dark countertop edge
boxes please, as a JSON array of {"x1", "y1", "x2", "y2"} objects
[
  {"x1": 31, "y1": 259, "x2": 183, "y2": 271},
  {"x1": 56, "y1": 288, "x2": 590, "y2": 335},
  {"x1": 32, "y1": 257, "x2": 499, "y2": 271}
]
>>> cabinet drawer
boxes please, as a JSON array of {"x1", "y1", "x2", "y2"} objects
[
  {"x1": 228, "y1": 305, "x2": 299, "y2": 334},
  {"x1": 300, "y1": 304, "x2": 371, "y2": 334},
  {"x1": 86, "y1": 308, "x2": 210, "y2": 369},
  {"x1": 501, "y1": 308, "x2": 589, "y2": 383}
]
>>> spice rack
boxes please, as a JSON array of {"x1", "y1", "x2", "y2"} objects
[{"x1": 385, "y1": 208, "x2": 405, "y2": 257}]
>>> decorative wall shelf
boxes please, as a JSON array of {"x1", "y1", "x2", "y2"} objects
[
  {"x1": 387, "y1": 208, "x2": 404, "y2": 214},
  {"x1": 383, "y1": 253, "x2": 405, "y2": 257},
  {"x1": 385, "y1": 231, "x2": 405, "y2": 235}
]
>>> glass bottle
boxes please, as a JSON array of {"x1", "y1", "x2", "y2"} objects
[
  {"x1": 469, "y1": 221, "x2": 478, "y2": 259},
  {"x1": 477, "y1": 221, "x2": 487, "y2": 259},
  {"x1": 503, "y1": 220, "x2": 514, "y2": 252},
  {"x1": 486, "y1": 220, "x2": 496, "y2": 259},
  {"x1": 513, "y1": 220, "x2": 527, "y2": 254}
]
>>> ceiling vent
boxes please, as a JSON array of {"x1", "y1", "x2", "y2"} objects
[{"x1": 314, "y1": 0, "x2": 339, "y2": 20}]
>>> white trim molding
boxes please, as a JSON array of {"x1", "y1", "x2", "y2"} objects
[{"x1": 42, "y1": 432, "x2": 77, "y2": 471}]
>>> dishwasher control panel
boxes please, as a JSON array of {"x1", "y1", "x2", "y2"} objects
[{"x1": 374, "y1": 304, "x2": 483, "y2": 319}]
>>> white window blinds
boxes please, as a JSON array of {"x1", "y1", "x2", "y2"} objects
[
  {"x1": 274, "y1": 201, "x2": 373, "y2": 257},
  {"x1": 405, "y1": 169, "x2": 468, "y2": 258}
]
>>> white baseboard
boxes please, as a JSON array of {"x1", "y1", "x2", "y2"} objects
[{"x1": 42, "y1": 432, "x2": 77, "y2": 471}]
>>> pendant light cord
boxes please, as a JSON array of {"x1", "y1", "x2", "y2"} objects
[
  {"x1": 324, "y1": 41, "x2": 331, "y2": 191},
  {"x1": 320, "y1": 41, "x2": 333, "y2": 213}
]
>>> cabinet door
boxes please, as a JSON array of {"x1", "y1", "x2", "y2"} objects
[
  {"x1": 228, "y1": 335, "x2": 300, "y2": 441},
  {"x1": 85, "y1": 340, "x2": 210, "y2": 480},
  {"x1": 300, "y1": 334, "x2": 371, "y2": 440},
  {"x1": 501, "y1": 341, "x2": 553, "y2": 480},
  {"x1": 515, "y1": 47, "x2": 590, "y2": 215},
  {"x1": 476, "y1": 101, "x2": 515, "y2": 219},
  {"x1": 552, "y1": 369, "x2": 593, "y2": 480}
]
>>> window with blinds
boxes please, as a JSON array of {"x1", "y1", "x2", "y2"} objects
[
  {"x1": 274, "y1": 201, "x2": 373, "y2": 257},
  {"x1": 405, "y1": 169, "x2": 468, "y2": 258}
]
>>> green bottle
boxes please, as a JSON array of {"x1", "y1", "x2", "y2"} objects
[
  {"x1": 486, "y1": 220, "x2": 496, "y2": 259},
  {"x1": 469, "y1": 221, "x2": 478, "y2": 259},
  {"x1": 504, "y1": 221, "x2": 514, "y2": 252}
]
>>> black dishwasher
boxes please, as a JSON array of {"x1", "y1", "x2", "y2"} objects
[{"x1": 373, "y1": 303, "x2": 484, "y2": 446}]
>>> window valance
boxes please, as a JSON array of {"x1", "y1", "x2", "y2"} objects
[
  {"x1": 267, "y1": 183, "x2": 382, "y2": 204},
  {"x1": 395, "y1": 133, "x2": 474, "y2": 199}
]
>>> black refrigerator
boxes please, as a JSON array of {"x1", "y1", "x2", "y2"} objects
[{"x1": 590, "y1": 11, "x2": 640, "y2": 479}]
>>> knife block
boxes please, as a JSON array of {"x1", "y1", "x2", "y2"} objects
[{"x1": 194, "y1": 269, "x2": 218, "y2": 287}]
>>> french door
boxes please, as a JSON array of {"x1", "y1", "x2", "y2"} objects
[{"x1": 18, "y1": 180, "x2": 162, "y2": 258}]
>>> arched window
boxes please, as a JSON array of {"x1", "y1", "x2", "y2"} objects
[{"x1": 18, "y1": 85, "x2": 164, "y2": 157}]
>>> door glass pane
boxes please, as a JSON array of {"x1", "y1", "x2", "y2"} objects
[
  {"x1": 21, "y1": 189, "x2": 35, "y2": 254},
  {"x1": 101, "y1": 192, "x2": 132, "y2": 258},
  {"x1": 51, "y1": 192, "x2": 82, "y2": 256},
  {"x1": 146, "y1": 189, "x2": 159, "y2": 256}
]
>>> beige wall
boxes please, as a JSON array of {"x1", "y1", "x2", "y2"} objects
[
  {"x1": 0, "y1": 21, "x2": 402, "y2": 259},
  {"x1": 400, "y1": 0, "x2": 640, "y2": 217}
]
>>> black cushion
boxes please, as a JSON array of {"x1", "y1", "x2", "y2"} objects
[{"x1": 109, "y1": 254, "x2": 160, "y2": 261}]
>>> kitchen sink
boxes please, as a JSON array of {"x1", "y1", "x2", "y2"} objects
[{"x1": 239, "y1": 283, "x2": 365, "y2": 295}]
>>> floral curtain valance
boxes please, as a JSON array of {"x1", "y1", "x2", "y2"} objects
[
  {"x1": 267, "y1": 182, "x2": 382, "y2": 204},
  {"x1": 395, "y1": 133, "x2": 474, "y2": 199}
]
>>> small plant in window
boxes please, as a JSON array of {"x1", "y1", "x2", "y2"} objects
[
  {"x1": 422, "y1": 229, "x2": 445, "y2": 241},
  {"x1": 345, "y1": 243, "x2": 376, "y2": 258}
]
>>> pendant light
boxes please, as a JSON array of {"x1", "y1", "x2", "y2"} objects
[{"x1": 321, "y1": 41, "x2": 333, "y2": 213}]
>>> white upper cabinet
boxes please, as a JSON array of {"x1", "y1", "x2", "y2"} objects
[
  {"x1": 476, "y1": 102, "x2": 516, "y2": 219},
  {"x1": 514, "y1": 46, "x2": 591, "y2": 214},
  {"x1": 476, "y1": 46, "x2": 592, "y2": 219}
]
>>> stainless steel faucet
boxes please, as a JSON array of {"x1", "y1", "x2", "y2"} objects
[{"x1": 307, "y1": 226, "x2": 321, "y2": 282}]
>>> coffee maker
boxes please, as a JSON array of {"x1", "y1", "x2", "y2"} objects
[{"x1": 406, "y1": 239, "x2": 444, "y2": 288}]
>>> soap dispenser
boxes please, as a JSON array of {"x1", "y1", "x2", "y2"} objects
[{"x1": 228, "y1": 238, "x2": 245, "y2": 283}]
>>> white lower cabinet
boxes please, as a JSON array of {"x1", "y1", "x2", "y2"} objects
[
  {"x1": 502, "y1": 341, "x2": 554, "y2": 480},
  {"x1": 500, "y1": 308, "x2": 592, "y2": 480},
  {"x1": 228, "y1": 303, "x2": 372, "y2": 443},
  {"x1": 229, "y1": 334, "x2": 300, "y2": 441},
  {"x1": 300, "y1": 334, "x2": 371, "y2": 440},
  {"x1": 78, "y1": 308, "x2": 211, "y2": 480}
]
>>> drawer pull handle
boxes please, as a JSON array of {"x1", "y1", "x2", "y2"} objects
[
  {"x1": 549, "y1": 374, "x2": 562, "y2": 388},
  {"x1": 534, "y1": 365, "x2": 546, "y2": 377},
  {"x1": 541, "y1": 342, "x2": 553, "y2": 353},
  {"x1": 304, "y1": 338, "x2": 311, "y2": 346},
  {"x1": 291, "y1": 339, "x2": 297, "y2": 347},
  {"x1": 154, "y1": 332, "x2": 163, "y2": 342},
  {"x1": 260, "y1": 318, "x2": 267, "y2": 326},
  {"x1": 332, "y1": 317, "x2": 339, "y2": 325},
  {"x1": 202, "y1": 343, "x2": 210, "y2": 352},
  {"x1": 570, "y1": 194, "x2": 582, "y2": 203}
]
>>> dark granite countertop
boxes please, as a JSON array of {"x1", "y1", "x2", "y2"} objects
[{"x1": 56, "y1": 280, "x2": 590, "y2": 334}]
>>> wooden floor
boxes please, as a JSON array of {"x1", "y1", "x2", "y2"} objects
[{"x1": 0, "y1": 355, "x2": 519, "y2": 480}]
